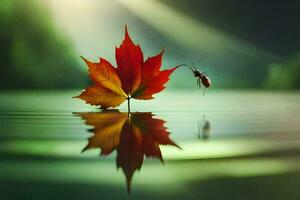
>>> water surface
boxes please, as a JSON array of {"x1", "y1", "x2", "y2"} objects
[{"x1": 0, "y1": 90, "x2": 299, "y2": 199}]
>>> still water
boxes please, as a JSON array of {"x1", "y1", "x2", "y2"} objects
[{"x1": 0, "y1": 90, "x2": 299, "y2": 199}]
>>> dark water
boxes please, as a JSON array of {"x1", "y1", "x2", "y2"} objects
[{"x1": 0, "y1": 90, "x2": 299, "y2": 199}]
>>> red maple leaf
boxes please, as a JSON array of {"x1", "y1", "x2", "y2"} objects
[{"x1": 74, "y1": 26, "x2": 176, "y2": 109}]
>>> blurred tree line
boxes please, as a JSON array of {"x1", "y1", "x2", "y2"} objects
[
  {"x1": 264, "y1": 54, "x2": 300, "y2": 89},
  {"x1": 0, "y1": 0, "x2": 86, "y2": 89}
]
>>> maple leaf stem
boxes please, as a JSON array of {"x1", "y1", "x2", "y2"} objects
[{"x1": 127, "y1": 97, "x2": 131, "y2": 113}]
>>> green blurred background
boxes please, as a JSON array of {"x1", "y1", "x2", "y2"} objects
[
  {"x1": 1, "y1": 0, "x2": 300, "y2": 89},
  {"x1": 1, "y1": 1, "x2": 300, "y2": 199}
]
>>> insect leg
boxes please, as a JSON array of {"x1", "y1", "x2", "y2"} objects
[{"x1": 202, "y1": 87, "x2": 206, "y2": 96}]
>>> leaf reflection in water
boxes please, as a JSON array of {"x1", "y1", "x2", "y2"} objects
[{"x1": 75, "y1": 111, "x2": 180, "y2": 193}]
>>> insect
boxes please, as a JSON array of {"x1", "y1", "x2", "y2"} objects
[
  {"x1": 177, "y1": 63, "x2": 211, "y2": 95},
  {"x1": 193, "y1": 68, "x2": 211, "y2": 89}
]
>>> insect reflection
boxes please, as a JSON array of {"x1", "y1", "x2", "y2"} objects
[
  {"x1": 197, "y1": 115, "x2": 211, "y2": 140},
  {"x1": 74, "y1": 111, "x2": 179, "y2": 193}
]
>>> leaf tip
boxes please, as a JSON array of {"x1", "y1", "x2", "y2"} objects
[
  {"x1": 72, "y1": 95, "x2": 80, "y2": 99},
  {"x1": 123, "y1": 24, "x2": 134, "y2": 44},
  {"x1": 124, "y1": 24, "x2": 129, "y2": 37},
  {"x1": 80, "y1": 55, "x2": 86, "y2": 60},
  {"x1": 80, "y1": 56, "x2": 91, "y2": 65}
]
